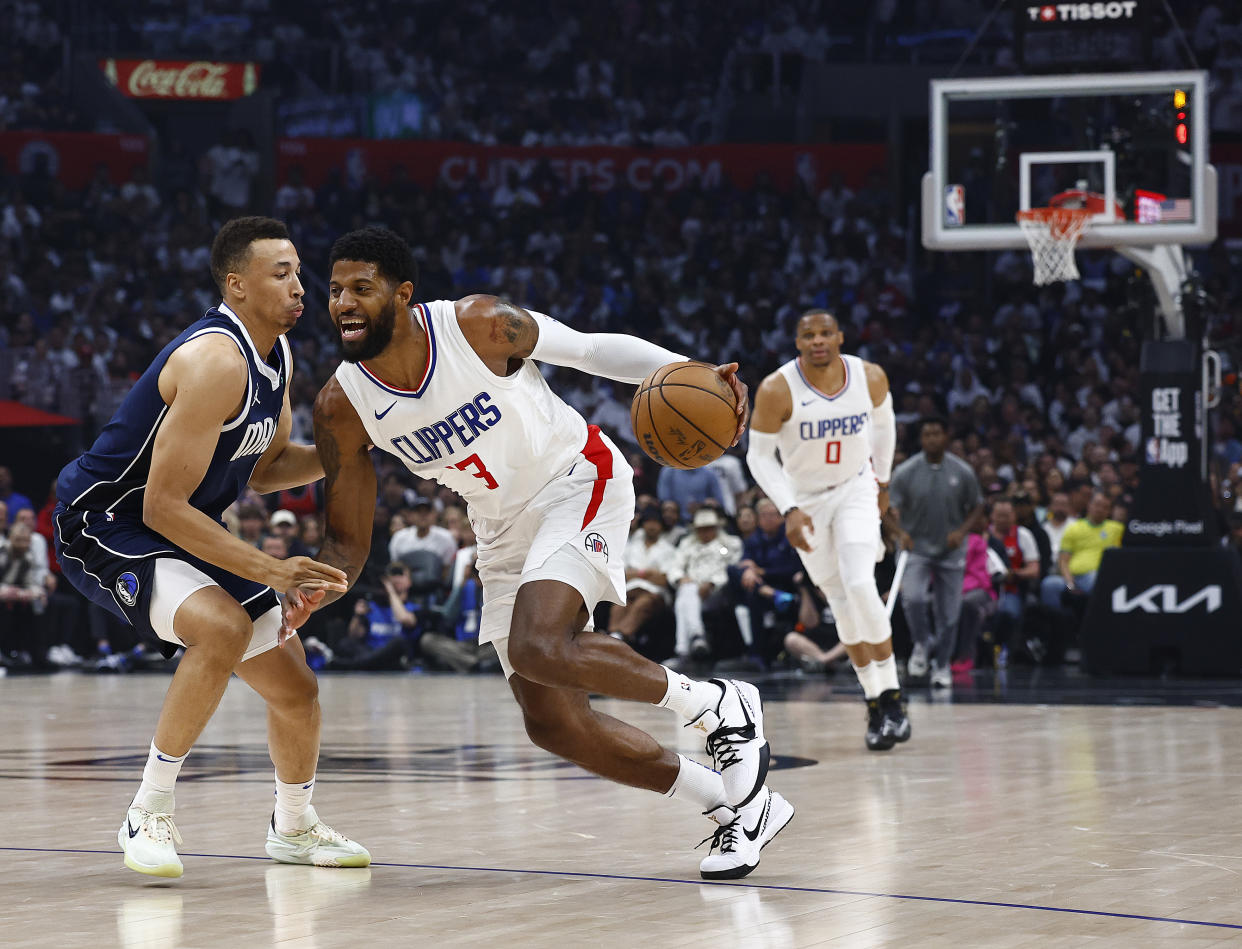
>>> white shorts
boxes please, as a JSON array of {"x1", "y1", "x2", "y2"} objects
[
  {"x1": 476, "y1": 430, "x2": 634, "y2": 677},
  {"x1": 795, "y1": 472, "x2": 883, "y2": 587},
  {"x1": 148, "y1": 558, "x2": 282, "y2": 662}
]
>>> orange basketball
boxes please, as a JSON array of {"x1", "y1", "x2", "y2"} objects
[{"x1": 631, "y1": 361, "x2": 738, "y2": 469}]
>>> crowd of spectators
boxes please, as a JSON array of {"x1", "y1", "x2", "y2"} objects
[{"x1": 6, "y1": 2, "x2": 1242, "y2": 675}]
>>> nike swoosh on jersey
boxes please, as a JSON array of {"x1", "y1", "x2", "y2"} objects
[
  {"x1": 374, "y1": 401, "x2": 398, "y2": 419},
  {"x1": 800, "y1": 398, "x2": 817, "y2": 406},
  {"x1": 743, "y1": 796, "x2": 771, "y2": 841}
]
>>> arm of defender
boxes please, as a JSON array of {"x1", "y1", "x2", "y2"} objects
[
  {"x1": 310, "y1": 377, "x2": 377, "y2": 607},
  {"x1": 248, "y1": 385, "x2": 325, "y2": 494},
  {"x1": 143, "y1": 336, "x2": 347, "y2": 595}
]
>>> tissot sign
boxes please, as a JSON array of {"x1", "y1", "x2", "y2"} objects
[
  {"x1": 100, "y1": 59, "x2": 260, "y2": 100},
  {"x1": 1026, "y1": 3, "x2": 1139, "y2": 22}
]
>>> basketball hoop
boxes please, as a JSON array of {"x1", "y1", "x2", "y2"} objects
[
  {"x1": 1016, "y1": 206, "x2": 1092, "y2": 285},
  {"x1": 1015, "y1": 191, "x2": 1120, "y2": 286}
]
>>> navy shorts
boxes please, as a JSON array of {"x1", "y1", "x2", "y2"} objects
[{"x1": 53, "y1": 503, "x2": 278, "y2": 655}]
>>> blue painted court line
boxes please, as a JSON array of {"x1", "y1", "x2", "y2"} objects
[{"x1": 3, "y1": 846, "x2": 1239, "y2": 931}]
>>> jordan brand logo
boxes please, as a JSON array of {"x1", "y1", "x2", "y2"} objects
[{"x1": 375, "y1": 401, "x2": 397, "y2": 420}]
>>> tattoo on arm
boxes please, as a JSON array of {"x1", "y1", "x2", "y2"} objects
[{"x1": 491, "y1": 300, "x2": 538, "y2": 354}]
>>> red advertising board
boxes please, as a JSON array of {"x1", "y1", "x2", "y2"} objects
[
  {"x1": 277, "y1": 140, "x2": 886, "y2": 194},
  {"x1": 0, "y1": 131, "x2": 149, "y2": 188},
  {"x1": 100, "y1": 59, "x2": 260, "y2": 100}
]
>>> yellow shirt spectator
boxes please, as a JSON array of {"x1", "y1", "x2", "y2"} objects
[{"x1": 1060, "y1": 517, "x2": 1124, "y2": 576}]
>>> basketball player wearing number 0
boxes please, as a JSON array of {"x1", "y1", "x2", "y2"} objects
[
  {"x1": 747, "y1": 310, "x2": 911, "y2": 751},
  {"x1": 303, "y1": 226, "x2": 794, "y2": 879}
]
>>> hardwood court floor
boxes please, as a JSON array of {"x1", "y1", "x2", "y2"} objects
[{"x1": 2, "y1": 670, "x2": 1241, "y2": 948}]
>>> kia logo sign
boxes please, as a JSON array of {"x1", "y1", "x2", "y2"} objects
[{"x1": 1111, "y1": 584, "x2": 1222, "y2": 614}]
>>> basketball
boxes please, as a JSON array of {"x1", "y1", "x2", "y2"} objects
[{"x1": 630, "y1": 361, "x2": 738, "y2": 469}]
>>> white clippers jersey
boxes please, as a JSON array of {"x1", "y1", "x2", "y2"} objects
[
  {"x1": 776, "y1": 354, "x2": 875, "y2": 501},
  {"x1": 334, "y1": 300, "x2": 589, "y2": 529}
]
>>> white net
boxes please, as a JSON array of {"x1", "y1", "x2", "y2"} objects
[{"x1": 1016, "y1": 207, "x2": 1092, "y2": 286}]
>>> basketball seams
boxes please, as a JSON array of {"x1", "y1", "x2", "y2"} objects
[
  {"x1": 647, "y1": 384, "x2": 688, "y2": 468},
  {"x1": 655, "y1": 381, "x2": 737, "y2": 408},
  {"x1": 631, "y1": 360, "x2": 735, "y2": 469},
  {"x1": 653, "y1": 386, "x2": 729, "y2": 455}
]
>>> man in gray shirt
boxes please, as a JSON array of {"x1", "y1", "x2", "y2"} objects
[{"x1": 886, "y1": 416, "x2": 983, "y2": 689}]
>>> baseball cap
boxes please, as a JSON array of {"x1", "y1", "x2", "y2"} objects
[
  {"x1": 269, "y1": 509, "x2": 297, "y2": 527},
  {"x1": 692, "y1": 508, "x2": 721, "y2": 528}
]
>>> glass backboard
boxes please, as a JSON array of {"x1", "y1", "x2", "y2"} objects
[{"x1": 922, "y1": 71, "x2": 1215, "y2": 251}]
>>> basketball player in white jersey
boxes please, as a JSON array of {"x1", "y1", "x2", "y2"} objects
[
  {"x1": 746, "y1": 310, "x2": 911, "y2": 751},
  {"x1": 292, "y1": 226, "x2": 794, "y2": 879}
]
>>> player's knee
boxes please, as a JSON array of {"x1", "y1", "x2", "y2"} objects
[
  {"x1": 521, "y1": 708, "x2": 581, "y2": 758},
  {"x1": 179, "y1": 598, "x2": 251, "y2": 662},
  {"x1": 506, "y1": 628, "x2": 566, "y2": 682}
]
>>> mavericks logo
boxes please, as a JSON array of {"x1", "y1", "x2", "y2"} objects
[
  {"x1": 116, "y1": 571, "x2": 140, "y2": 607},
  {"x1": 584, "y1": 533, "x2": 609, "y2": 561},
  {"x1": 230, "y1": 416, "x2": 277, "y2": 461}
]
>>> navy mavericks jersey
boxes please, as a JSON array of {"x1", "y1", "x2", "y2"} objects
[{"x1": 57, "y1": 303, "x2": 290, "y2": 542}]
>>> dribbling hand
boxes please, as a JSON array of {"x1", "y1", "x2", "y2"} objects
[
  {"x1": 713, "y1": 362, "x2": 749, "y2": 446},
  {"x1": 785, "y1": 508, "x2": 815, "y2": 552}
]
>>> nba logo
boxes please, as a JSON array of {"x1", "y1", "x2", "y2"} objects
[
  {"x1": 944, "y1": 185, "x2": 966, "y2": 227},
  {"x1": 1145, "y1": 437, "x2": 1161, "y2": 464}
]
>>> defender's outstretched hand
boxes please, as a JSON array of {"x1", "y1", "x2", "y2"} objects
[
  {"x1": 279, "y1": 586, "x2": 328, "y2": 646},
  {"x1": 713, "y1": 362, "x2": 749, "y2": 446}
]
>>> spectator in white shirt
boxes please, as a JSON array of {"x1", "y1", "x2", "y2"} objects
[
  {"x1": 665, "y1": 508, "x2": 742, "y2": 666},
  {"x1": 607, "y1": 507, "x2": 676, "y2": 645}
]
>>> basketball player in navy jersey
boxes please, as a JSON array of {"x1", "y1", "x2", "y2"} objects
[
  {"x1": 54, "y1": 217, "x2": 369, "y2": 878},
  {"x1": 292, "y1": 226, "x2": 794, "y2": 879},
  {"x1": 747, "y1": 310, "x2": 911, "y2": 750}
]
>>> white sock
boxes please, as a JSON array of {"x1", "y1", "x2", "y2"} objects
[
  {"x1": 874, "y1": 655, "x2": 900, "y2": 693},
  {"x1": 665, "y1": 754, "x2": 728, "y2": 812},
  {"x1": 658, "y1": 667, "x2": 723, "y2": 720},
  {"x1": 274, "y1": 775, "x2": 316, "y2": 834},
  {"x1": 133, "y1": 740, "x2": 186, "y2": 811},
  {"x1": 853, "y1": 661, "x2": 881, "y2": 699}
]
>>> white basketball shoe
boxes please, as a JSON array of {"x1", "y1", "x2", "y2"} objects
[
  {"x1": 119, "y1": 801, "x2": 184, "y2": 878},
  {"x1": 265, "y1": 806, "x2": 371, "y2": 868},
  {"x1": 686, "y1": 678, "x2": 770, "y2": 809},
  {"x1": 698, "y1": 786, "x2": 795, "y2": 880}
]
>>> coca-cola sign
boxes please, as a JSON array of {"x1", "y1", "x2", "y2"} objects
[{"x1": 100, "y1": 59, "x2": 260, "y2": 101}]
